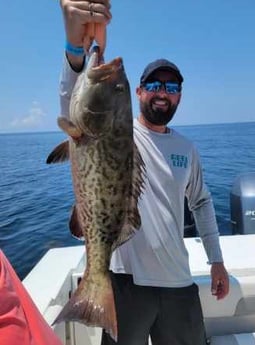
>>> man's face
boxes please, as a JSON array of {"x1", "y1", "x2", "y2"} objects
[{"x1": 136, "y1": 70, "x2": 182, "y2": 126}]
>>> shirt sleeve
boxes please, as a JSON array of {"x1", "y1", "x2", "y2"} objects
[
  {"x1": 185, "y1": 146, "x2": 223, "y2": 264},
  {"x1": 59, "y1": 54, "x2": 84, "y2": 118}
]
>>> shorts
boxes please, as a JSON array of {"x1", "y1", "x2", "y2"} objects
[{"x1": 101, "y1": 272, "x2": 207, "y2": 345}]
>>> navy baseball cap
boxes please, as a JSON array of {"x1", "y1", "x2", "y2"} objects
[{"x1": 140, "y1": 59, "x2": 184, "y2": 85}]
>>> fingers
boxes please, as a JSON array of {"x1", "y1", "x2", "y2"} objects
[
  {"x1": 67, "y1": 2, "x2": 111, "y2": 21},
  {"x1": 211, "y1": 279, "x2": 229, "y2": 300},
  {"x1": 94, "y1": 23, "x2": 106, "y2": 54},
  {"x1": 211, "y1": 262, "x2": 229, "y2": 300},
  {"x1": 83, "y1": 23, "x2": 95, "y2": 53},
  {"x1": 83, "y1": 23, "x2": 106, "y2": 54},
  {"x1": 62, "y1": 0, "x2": 111, "y2": 7},
  {"x1": 61, "y1": 1, "x2": 111, "y2": 23},
  {"x1": 60, "y1": 0, "x2": 111, "y2": 50}
]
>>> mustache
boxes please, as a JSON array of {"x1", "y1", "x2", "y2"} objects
[{"x1": 151, "y1": 97, "x2": 171, "y2": 106}]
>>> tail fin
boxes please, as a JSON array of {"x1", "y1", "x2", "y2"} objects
[{"x1": 53, "y1": 273, "x2": 117, "y2": 341}]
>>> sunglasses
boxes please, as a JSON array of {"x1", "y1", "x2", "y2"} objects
[{"x1": 142, "y1": 81, "x2": 182, "y2": 94}]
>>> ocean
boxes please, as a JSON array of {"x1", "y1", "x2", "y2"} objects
[{"x1": 0, "y1": 121, "x2": 255, "y2": 280}]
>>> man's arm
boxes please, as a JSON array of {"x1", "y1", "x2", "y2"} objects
[
  {"x1": 59, "y1": 0, "x2": 111, "y2": 116},
  {"x1": 186, "y1": 146, "x2": 229, "y2": 299},
  {"x1": 59, "y1": 55, "x2": 83, "y2": 118}
]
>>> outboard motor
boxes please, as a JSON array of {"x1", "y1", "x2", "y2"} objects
[
  {"x1": 230, "y1": 173, "x2": 255, "y2": 234},
  {"x1": 184, "y1": 197, "x2": 197, "y2": 237}
]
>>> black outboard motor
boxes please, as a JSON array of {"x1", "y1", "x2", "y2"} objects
[{"x1": 230, "y1": 173, "x2": 255, "y2": 234}]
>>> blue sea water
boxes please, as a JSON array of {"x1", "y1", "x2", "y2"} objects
[{"x1": 0, "y1": 122, "x2": 255, "y2": 279}]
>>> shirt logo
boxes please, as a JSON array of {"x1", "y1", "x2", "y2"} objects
[{"x1": 171, "y1": 154, "x2": 188, "y2": 168}]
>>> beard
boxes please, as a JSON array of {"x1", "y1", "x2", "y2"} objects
[{"x1": 140, "y1": 97, "x2": 178, "y2": 126}]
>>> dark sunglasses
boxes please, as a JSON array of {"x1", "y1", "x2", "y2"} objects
[{"x1": 142, "y1": 81, "x2": 182, "y2": 94}]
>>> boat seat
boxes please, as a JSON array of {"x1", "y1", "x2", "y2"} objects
[{"x1": 210, "y1": 333, "x2": 255, "y2": 345}]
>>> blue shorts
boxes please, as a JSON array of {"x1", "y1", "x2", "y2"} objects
[{"x1": 101, "y1": 272, "x2": 207, "y2": 345}]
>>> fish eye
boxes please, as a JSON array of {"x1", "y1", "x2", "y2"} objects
[{"x1": 115, "y1": 84, "x2": 125, "y2": 93}]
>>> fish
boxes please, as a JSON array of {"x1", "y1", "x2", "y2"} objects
[{"x1": 46, "y1": 47, "x2": 145, "y2": 341}]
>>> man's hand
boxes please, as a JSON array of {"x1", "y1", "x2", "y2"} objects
[
  {"x1": 211, "y1": 262, "x2": 229, "y2": 300},
  {"x1": 60, "y1": 0, "x2": 111, "y2": 53}
]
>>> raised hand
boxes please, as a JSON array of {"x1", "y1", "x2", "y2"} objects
[{"x1": 60, "y1": 0, "x2": 111, "y2": 54}]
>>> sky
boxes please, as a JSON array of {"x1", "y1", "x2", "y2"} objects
[{"x1": 0, "y1": 0, "x2": 255, "y2": 133}]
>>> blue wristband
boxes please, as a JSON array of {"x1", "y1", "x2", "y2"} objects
[{"x1": 65, "y1": 41, "x2": 84, "y2": 56}]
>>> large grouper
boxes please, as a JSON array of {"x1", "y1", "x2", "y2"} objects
[{"x1": 46, "y1": 47, "x2": 145, "y2": 341}]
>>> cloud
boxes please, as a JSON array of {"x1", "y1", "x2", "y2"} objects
[{"x1": 10, "y1": 101, "x2": 46, "y2": 130}]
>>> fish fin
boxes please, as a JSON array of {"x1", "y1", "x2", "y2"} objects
[
  {"x1": 46, "y1": 141, "x2": 69, "y2": 164},
  {"x1": 111, "y1": 143, "x2": 146, "y2": 251},
  {"x1": 57, "y1": 116, "x2": 82, "y2": 139},
  {"x1": 52, "y1": 273, "x2": 117, "y2": 342},
  {"x1": 130, "y1": 142, "x2": 146, "y2": 215},
  {"x1": 111, "y1": 221, "x2": 137, "y2": 252},
  {"x1": 69, "y1": 205, "x2": 84, "y2": 240}
]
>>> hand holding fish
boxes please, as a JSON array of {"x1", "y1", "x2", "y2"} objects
[{"x1": 60, "y1": 0, "x2": 111, "y2": 55}]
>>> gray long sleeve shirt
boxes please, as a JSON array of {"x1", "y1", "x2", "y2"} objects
[{"x1": 60, "y1": 56, "x2": 223, "y2": 288}]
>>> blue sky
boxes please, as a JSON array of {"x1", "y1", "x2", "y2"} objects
[{"x1": 0, "y1": 0, "x2": 255, "y2": 133}]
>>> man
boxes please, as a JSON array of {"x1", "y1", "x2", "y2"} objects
[{"x1": 59, "y1": 1, "x2": 229, "y2": 344}]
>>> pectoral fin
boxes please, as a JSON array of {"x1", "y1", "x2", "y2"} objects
[
  {"x1": 58, "y1": 116, "x2": 82, "y2": 139},
  {"x1": 69, "y1": 205, "x2": 84, "y2": 240},
  {"x1": 46, "y1": 140, "x2": 69, "y2": 164}
]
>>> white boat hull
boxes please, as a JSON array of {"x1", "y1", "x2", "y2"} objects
[{"x1": 23, "y1": 234, "x2": 255, "y2": 345}]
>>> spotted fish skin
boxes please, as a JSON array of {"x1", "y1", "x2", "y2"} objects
[{"x1": 46, "y1": 48, "x2": 145, "y2": 341}]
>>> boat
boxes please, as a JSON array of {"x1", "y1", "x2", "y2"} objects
[
  {"x1": 22, "y1": 233, "x2": 255, "y2": 345},
  {"x1": 22, "y1": 173, "x2": 255, "y2": 345}
]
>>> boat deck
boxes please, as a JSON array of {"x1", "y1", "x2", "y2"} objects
[{"x1": 23, "y1": 234, "x2": 255, "y2": 345}]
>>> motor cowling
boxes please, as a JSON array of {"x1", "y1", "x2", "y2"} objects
[
  {"x1": 230, "y1": 173, "x2": 255, "y2": 234},
  {"x1": 184, "y1": 197, "x2": 197, "y2": 237}
]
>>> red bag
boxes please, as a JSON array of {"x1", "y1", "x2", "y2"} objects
[{"x1": 0, "y1": 250, "x2": 63, "y2": 345}]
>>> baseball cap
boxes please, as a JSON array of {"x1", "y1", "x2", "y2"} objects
[{"x1": 140, "y1": 59, "x2": 184, "y2": 85}]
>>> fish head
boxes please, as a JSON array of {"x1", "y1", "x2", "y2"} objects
[{"x1": 70, "y1": 49, "x2": 132, "y2": 137}]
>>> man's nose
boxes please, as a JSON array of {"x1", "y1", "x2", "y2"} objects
[{"x1": 157, "y1": 87, "x2": 167, "y2": 95}]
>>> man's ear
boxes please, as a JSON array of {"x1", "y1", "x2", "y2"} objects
[
  {"x1": 177, "y1": 92, "x2": 182, "y2": 105},
  {"x1": 136, "y1": 86, "x2": 142, "y2": 97}
]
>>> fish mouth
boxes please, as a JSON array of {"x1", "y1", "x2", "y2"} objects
[
  {"x1": 87, "y1": 47, "x2": 123, "y2": 82},
  {"x1": 88, "y1": 46, "x2": 101, "y2": 68}
]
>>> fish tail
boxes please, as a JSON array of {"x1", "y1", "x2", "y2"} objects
[{"x1": 53, "y1": 273, "x2": 117, "y2": 342}]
